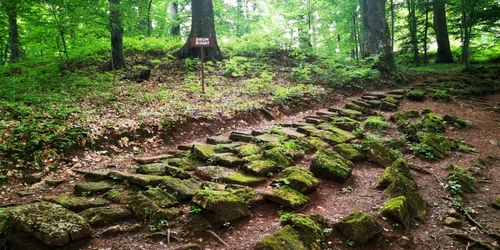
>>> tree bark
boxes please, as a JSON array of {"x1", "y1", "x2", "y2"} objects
[
  {"x1": 109, "y1": 0, "x2": 126, "y2": 70},
  {"x1": 177, "y1": 0, "x2": 223, "y2": 60},
  {"x1": 390, "y1": 0, "x2": 395, "y2": 51},
  {"x1": 423, "y1": 0, "x2": 430, "y2": 65},
  {"x1": 168, "y1": 2, "x2": 181, "y2": 36},
  {"x1": 361, "y1": 0, "x2": 397, "y2": 75},
  {"x1": 407, "y1": 0, "x2": 420, "y2": 66},
  {"x1": 7, "y1": 4, "x2": 21, "y2": 63},
  {"x1": 147, "y1": 0, "x2": 153, "y2": 37},
  {"x1": 433, "y1": 0, "x2": 454, "y2": 63},
  {"x1": 461, "y1": 0, "x2": 470, "y2": 69}
]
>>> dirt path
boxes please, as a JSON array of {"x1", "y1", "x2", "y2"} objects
[{"x1": 1, "y1": 70, "x2": 499, "y2": 250}]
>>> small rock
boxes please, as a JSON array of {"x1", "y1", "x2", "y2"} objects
[
  {"x1": 74, "y1": 181, "x2": 114, "y2": 195},
  {"x1": 335, "y1": 210, "x2": 382, "y2": 246},
  {"x1": 493, "y1": 197, "x2": 500, "y2": 209},
  {"x1": 44, "y1": 179, "x2": 68, "y2": 186},
  {"x1": 101, "y1": 225, "x2": 125, "y2": 237},
  {"x1": 263, "y1": 185, "x2": 310, "y2": 209},
  {"x1": 443, "y1": 217, "x2": 462, "y2": 228}
]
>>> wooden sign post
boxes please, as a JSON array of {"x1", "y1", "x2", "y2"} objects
[{"x1": 190, "y1": 37, "x2": 215, "y2": 93}]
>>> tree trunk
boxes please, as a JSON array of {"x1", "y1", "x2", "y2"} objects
[
  {"x1": 177, "y1": 0, "x2": 223, "y2": 60},
  {"x1": 423, "y1": 0, "x2": 430, "y2": 65},
  {"x1": 433, "y1": 0, "x2": 454, "y2": 63},
  {"x1": 7, "y1": 4, "x2": 21, "y2": 63},
  {"x1": 407, "y1": 0, "x2": 420, "y2": 66},
  {"x1": 147, "y1": 0, "x2": 153, "y2": 37},
  {"x1": 361, "y1": 0, "x2": 396, "y2": 75},
  {"x1": 109, "y1": 0, "x2": 126, "y2": 70},
  {"x1": 390, "y1": 0, "x2": 395, "y2": 51},
  {"x1": 168, "y1": 2, "x2": 180, "y2": 36},
  {"x1": 461, "y1": 0, "x2": 470, "y2": 69},
  {"x1": 236, "y1": 0, "x2": 243, "y2": 37}
]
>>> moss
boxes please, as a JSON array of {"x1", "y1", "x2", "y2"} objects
[
  {"x1": 273, "y1": 167, "x2": 321, "y2": 194},
  {"x1": 381, "y1": 196, "x2": 410, "y2": 230},
  {"x1": 143, "y1": 188, "x2": 179, "y2": 208},
  {"x1": 225, "y1": 184, "x2": 258, "y2": 206},
  {"x1": 282, "y1": 213, "x2": 325, "y2": 249},
  {"x1": 382, "y1": 96, "x2": 399, "y2": 105},
  {"x1": 191, "y1": 144, "x2": 216, "y2": 161},
  {"x1": 264, "y1": 147, "x2": 295, "y2": 167},
  {"x1": 109, "y1": 171, "x2": 172, "y2": 187},
  {"x1": 443, "y1": 114, "x2": 471, "y2": 128},
  {"x1": 415, "y1": 132, "x2": 456, "y2": 159},
  {"x1": 263, "y1": 185, "x2": 310, "y2": 209},
  {"x1": 407, "y1": 89, "x2": 427, "y2": 101},
  {"x1": 192, "y1": 189, "x2": 250, "y2": 228},
  {"x1": 46, "y1": 193, "x2": 110, "y2": 212},
  {"x1": 376, "y1": 158, "x2": 413, "y2": 189},
  {"x1": 167, "y1": 157, "x2": 202, "y2": 171},
  {"x1": 333, "y1": 143, "x2": 366, "y2": 161},
  {"x1": 492, "y1": 197, "x2": 500, "y2": 209},
  {"x1": 103, "y1": 188, "x2": 136, "y2": 204},
  {"x1": 74, "y1": 181, "x2": 114, "y2": 196},
  {"x1": 297, "y1": 125, "x2": 320, "y2": 135},
  {"x1": 306, "y1": 137, "x2": 330, "y2": 150},
  {"x1": 418, "y1": 112, "x2": 445, "y2": 133},
  {"x1": 222, "y1": 172, "x2": 267, "y2": 187},
  {"x1": 243, "y1": 158, "x2": 280, "y2": 176},
  {"x1": 255, "y1": 225, "x2": 307, "y2": 250},
  {"x1": 383, "y1": 178, "x2": 427, "y2": 220},
  {"x1": 150, "y1": 208, "x2": 183, "y2": 228},
  {"x1": 334, "y1": 210, "x2": 382, "y2": 246},
  {"x1": 236, "y1": 143, "x2": 261, "y2": 157},
  {"x1": 79, "y1": 206, "x2": 131, "y2": 226},
  {"x1": 316, "y1": 124, "x2": 356, "y2": 144},
  {"x1": 310, "y1": 148, "x2": 354, "y2": 183},
  {"x1": 329, "y1": 117, "x2": 361, "y2": 131},
  {"x1": 214, "y1": 153, "x2": 245, "y2": 167},
  {"x1": 361, "y1": 140, "x2": 399, "y2": 168},
  {"x1": 255, "y1": 133, "x2": 282, "y2": 144},
  {"x1": 434, "y1": 90, "x2": 451, "y2": 102},
  {"x1": 381, "y1": 100, "x2": 399, "y2": 111},
  {"x1": 364, "y1": 116, "x2": 389, "y2": 130},
  {"x1": 127, "y1": 194, "x2": 161, "y2": 220},
  {"x1": 136, "y1": 164, "x2": 167, "y2": 175},
  {"x1": 366, "y1": 100, "x2": 382, "y2": 107}
]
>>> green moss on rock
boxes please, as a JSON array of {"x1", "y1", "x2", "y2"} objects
[
  {"x1": 221, "y1": 172, "x2": 267, "y2": 187},
  {"x1": 191, "y1": 144, "x2": 216, "y2": 161},
  {"x1": 376, "y1": 158, "x2": 413, "y2": 189},
  {"x1": 192, "y1": 189, "x2": 250, "y2": 228},
  {"x1": 333, "y1": 143, "x2": 366, "y2": 162},
  {"x1": 273, "y1": 167, "x2": 321, "y2": 194},
  {"x1": 255, "y1": 133, "x2": 282, "y2": 144},
  {"x1": 407, "y1": 89, "x2": 427, "y2": 101},
  {"x1": 263, "y1": 185, "x2": 310, "y2": 209},
  {"x1": 167, "y1": 157, "x2": 202, "y2": 171},
  {"x1": 381, "y1": 196, "x2": 410, "y2": 230},
  {"x1": 361, "y1": 140, "x2": 399, "y2": 168},
  {"x1": 242, "y1": 158, "x2": 280, "y2": 176},
  {"x1": 236, "y1": 143, "x2": 261, "y2": 157},
  {"x1": 334, "y1": 210, "x2": 382, "y2": 246},
  {"x1": 329, "y1": 117, "x2": 361, "y2": 131},
  {"x1": 383, "y1": 178, "x2": 427, "y2": 220},
  {"x1": 255, "y1": 225, "x2": 307, "y2": 250},
  {"x1": 103, "y1": 188, "x2": 135, "y2": 204},
  {"x1": 74, "y1": 181, "x2": 114, "y2": 196},
  {"x1": 264, "y1": 147, "x2": 295, "y2": 167},
  {"x1": 443, "y1": 114, "x2": 471, "y2": 128},
  {"x1": 46, "y1": 193, "x2": 110, "y2": 212},
  {"x1": 446, "y1": 166, "x2": 476, "y2": 194},
  {"x1": 418, "y1": 112, "x2": 445, "y2": 133},
  {"x1": 214, "y1": 153, "x2": 246, "y2": 167},
  {"x1": 310, "y1": 148, "x2": 354, "y2": 183},
  {"x1": 282, "y1": 213, "x2": 326, "y2": 249},
  {"x1": 315, "y1": 124, "x2": 356, "y2": 144},
  {"x1": 225, "y1": 184, "x2": 258, "y2": 206},
  {"x1": 79, "y1": 206, "x2": 131, "y2": 226},
  {"x1": 143, "y1": 187, "x2": 179, "y2": 208},
  {"x1": 492, "y1": 197, "x2": 500, "y2": 209}
]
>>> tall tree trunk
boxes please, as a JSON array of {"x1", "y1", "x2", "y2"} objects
[
  {"x1": 461, "y1": 0, "x2": 470, "y2": 69},
  {"x1": 423, "y1": 0, "x2": 430, "y2": 65},
  {"x1": 407, "y1": 0, "x2": 420, "y2": 66},
  {"x1": 177, "y1": 0, "x2": 223, "y2": 60},
  {"x1": 147, "y1": 0, "x2": 153, "y2": 37},
  {"x1": 361, "y1": 0, "x2": 396, "y2": 75},
  {"x1": 168, "y1": 2, "x2": 180, "y2": 36},
  {"x1": 433, "y1": 0, "x2": 454, "y2": 63},
  {"x1": 236, "y1": 0, "x2": 243, "y2": 37},
  {"x1": 109, "y1": 0, "x2": 126, "y2": 70},
  {"x1": 390, "y1": 0, "x2": 395, "y2": 51},
  {"x1": 7, "y1": 4, "x2": 21, "y2": 63}
]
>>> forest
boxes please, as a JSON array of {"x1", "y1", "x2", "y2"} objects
[{"x1": 0, "y1": 0, "x2": 499, "y2": 249}]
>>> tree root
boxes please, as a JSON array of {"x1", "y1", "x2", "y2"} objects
[
  {"x1": 206, "y1": 230, "x2": 229, "y2": 248},
  {"x1": 408, "y1": 164, "x2": 433, "y2": 175},
  {"x1": 447, "y1": 233, "x2": 498, "y2": 250}
]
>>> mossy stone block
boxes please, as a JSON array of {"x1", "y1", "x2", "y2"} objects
[
  {"x1": 103, "y1": 188, "x2": 135, "y2": 204},
  {"x1": 254, "y1": 225, "x2": 307, "y2": 250},
  {"x1": 273, "y1": 167, "x2": 320, "y2": 194},
  {"x1": 195, "y1": 165, "x2": 237, "y2": 181},
  {"x1": 255, "y1": 133, "x2": 282, "y2": 144},
  {"x1": 316, "y1": 124, "x2": 356, "y2": 144},
  {"x1": 418, "y1": 112, "x2": 445, "y2": 133},
  {"x1": 243, "y1": 159, "x2": 280, "y2": 176},
  {"x1": 492, "y1": 197, "x2": 500, "y2": 209},
  {"x1": 264, "y1": 147, "x2": 295, "y2": 167},
  {"x1": 376, "y1": 158, "x2": 413, "y2": 189},
  {"x1": 167, "y1": 157, "x2": 202, "y2": 171},
  {"x1": 214, "y1": 153, "x2": 246, "y2": 168},
  {"x1": 443, "y1": 114, "x2": 470, "y2": 128},
  {"x1": 334, "y1": 210, "x2": 382, "y2": 246},
  {"x1": 143, "y1": 187, "x2": 179, "y2": 208},
  {"x1": 79, "y1": 206, "x2": 131, "y2": 226},
  {"x1": 407, "y1": 89, "x2": 427, "y2": 101},
  {"x1": 221, "y1": 172, "x2": 267, "y2": 187},
  {"x1": 310, "y1": 148, "x2": 354, "y2": 183},
  {"x1": 74, "y1": 181, "x2": 114, "y2": 196},
  {"x1": 333, "y1": 143, "x2": 366, "y2": 161},
  {"x1": 192, "y1": 189, "x2": 250, "y2": 228},
  {"x1": 46, "y1": 193, "x2": 110, "y2": 212},
  {"x1": 361, "y1": 140, "x2": 399, "y2": 168},
  {"x1": 383, "y1": 178, "x2": 427, "y2": 220},
  {"x1": 282, "y1": 213, "x2": 326, "y2": 249},
  {"x1": 191, "y1": 144, "x2": 216, "y2": 161},
  {"x1": 263, "y1": 185, "x2": 310, "y2": 209},
  {"x1": 225, "y1": 184, "x2": 258, "y2": 206},
  {"x1": 329, "y1": 117, "x2": 361, "y2": 131},
  {"x1": 235, "y1": 143, "x2": 261, "y2": 157},
  {"x1": 381, "y1": 196, "x2": 410, "y2": 230}
]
